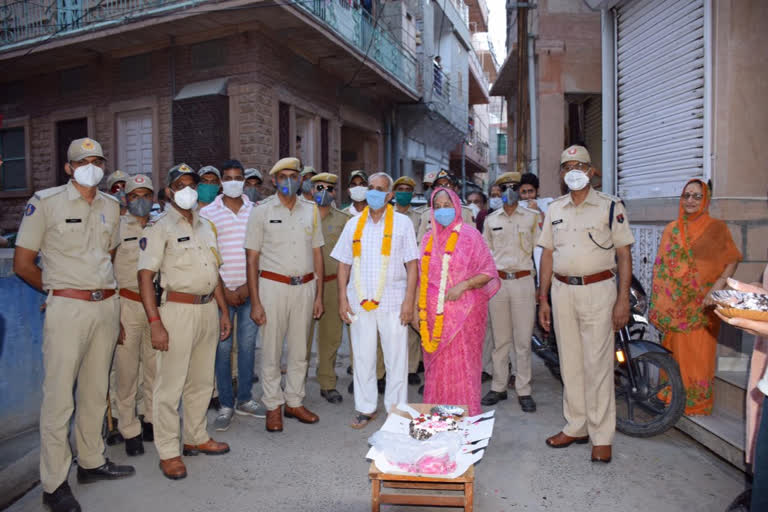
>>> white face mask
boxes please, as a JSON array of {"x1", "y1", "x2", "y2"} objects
[
  {"x1": 489, "y1": 197, "x2": 503, "y2": 210},
  {"x1": 222, "y1": 180, "x2": 244, "y2": 198},
  {"x1": 173, "y1": 186, "x2": 198, "y2": 210},
  {"x1": 73, "y1": 163, "x2": 104, "y2": 188},
  {"x1": 349, "y1": 186, "x2": 367, "y2": 202},
  {"x1": 564, "y1": 169, "x2": 590, "y2": 191},
  {"x1": 468, "y1": 203, "x2": 480, "y2": 218}
]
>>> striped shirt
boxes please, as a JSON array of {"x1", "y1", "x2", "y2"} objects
[{"x1": 200, "y1": 194, "x2": 254, "y2": 290}]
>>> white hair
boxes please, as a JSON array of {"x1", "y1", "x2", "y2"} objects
[{"x1": 368, "y1": 172, "x2": 394, "y2": 191}]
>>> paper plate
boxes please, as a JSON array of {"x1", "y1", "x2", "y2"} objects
[{"x1": 717, "y1": 307, "x2": 768, "y2": 322}]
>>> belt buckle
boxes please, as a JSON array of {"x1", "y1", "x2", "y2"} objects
[
  {"x1": 90, "y1": 290, "x2": 104, "y2": 301},
  {"x1": 567, "y1": 276, "x2": 583, "y2": 286},
  {"x1": 200, "y1": 293, "x2": 214, "y2": 304},
  {"x1": 289, "y1": 275, "x2": 303, "y2": 286}
]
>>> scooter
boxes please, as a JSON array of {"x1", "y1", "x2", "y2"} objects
[{"x1": 532, "y1": 275, "x2": 685, "y2": 437}]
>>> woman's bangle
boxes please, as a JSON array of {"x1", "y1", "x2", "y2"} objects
[{"x1": 148, "y1": 316, "x2": 161, "y2": 323}]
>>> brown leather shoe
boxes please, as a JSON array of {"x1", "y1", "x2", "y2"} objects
[
  {"x1": 266, "y1": 406, "x2": 283, "y2": 432},
  {"x1": 159, "y1": 456, "x2": 187, "y2": 480},
  {"x1": 545, "y1": 431, "x2": 589, "y2": 448},
  {"x1": 591, "y1": 445, "x2": 612, "y2": 463},
  {"x1": 284, "y1": 405, "x2": 319, "y2": 424},
  {"x1": 182, "y1": 438, "x2": 230, "y2": 456}
]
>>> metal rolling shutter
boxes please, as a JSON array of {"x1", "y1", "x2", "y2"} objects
[{"x1": 615, "y1": 0, "x2": 707, "y2": 199}]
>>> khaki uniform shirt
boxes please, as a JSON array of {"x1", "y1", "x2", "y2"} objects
[
  {"x1": 113, "y1": 215, "x2": 145, "y2": 292},
  {"x1": 483, "y1": 205, "x2": 541, "y2": 272},
  {"x1": 397, "y1": 206, "x2": 420, "y2": 235},
  {"x1": 537, "y1": 188, "x2": 635, "y2": 276},
  {"x1": 137, "y1": 207, "x2": 221, "y2": 296},
  {"x1": 320, "y1": 207, "x2": 352, "y2": 277},
  {"x1": 16, "y1": 181, "x2": 120, "y2": 291},
  {"x1": 244, "y1": 195, "x2": 324, "y2": 276},
  {"x1": 417, "y1": 205, "x2": 474, "y2": 244}
]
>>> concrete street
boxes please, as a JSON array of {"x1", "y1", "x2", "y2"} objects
[{"x1": 5, "y1": 347, "x2": 745, "y2": 512}]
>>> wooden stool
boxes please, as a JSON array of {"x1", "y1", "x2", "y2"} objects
[{"x1": 369, "y1": 462, "x2": 474, "y2": 511}]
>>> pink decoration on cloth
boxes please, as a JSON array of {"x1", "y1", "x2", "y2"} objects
[
  {"x1": 746, "y1": 265, "x2": 768, "y2": 463},
  {"x1": 420, "y1": 188, "x2": 501, "y2": 416},
  {"x1": 395, "y1": 454, "x2": 457, "y2": 475}
]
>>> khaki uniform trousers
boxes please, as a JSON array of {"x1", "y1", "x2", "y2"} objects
[
  {"x1": 154, "y1": 301, "x2": 218, "y2": 460},
  {"x1": 489, "y1": 275, "x2": 535, "y2": 395},
  {"x1": 260, "y1": 277, "x2": 315, "y2": 410},
  {"x1": 551, "y1": 278, "x2": 617, "y2": 446},
  {"x1": 40, "y1": 295, "x2": 119, "y2": 493},
  {"x1": 114, "y1": 297, "x2": 156, "y2": 439},
  {"x1": 307, "y1": 279, "x2": 345, "y2": 390},
  {"x1": 482, "y1": 313, "x2": 494, "y2": 375}
]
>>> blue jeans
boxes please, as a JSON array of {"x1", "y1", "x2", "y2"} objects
[
  {"x1": 753, "y1": 394, "x2": 768, "y2": 511},
  {"x1": 215, "y1": 299, "x2": 259, "y2": 409}
]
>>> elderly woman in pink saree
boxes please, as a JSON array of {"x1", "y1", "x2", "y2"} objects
[{"x1": 418, "y1": 188, "x2": 500, "y2": 415}]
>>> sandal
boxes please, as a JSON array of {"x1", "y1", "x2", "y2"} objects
[{"x1": 349, "y1": 411, "x2": 378, "y2": 429}]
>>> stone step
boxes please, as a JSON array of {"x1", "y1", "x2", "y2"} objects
[
  {"x1": 676, "y1": 408, "x2": 746, "y2": 472},
  {"x1": 714, "y1": 370, "x2": 748, "y2": 419},
  {"x1": 0, "y1": 429, "x2": 40, "y2": 510}
]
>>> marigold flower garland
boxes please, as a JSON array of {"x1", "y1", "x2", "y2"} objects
[
  {"x1": 352, "y1": 204, "x2": 394, "y2": 311},
  {"x1": 419, "y1": 223, "x2": 461, "y2": 353}
]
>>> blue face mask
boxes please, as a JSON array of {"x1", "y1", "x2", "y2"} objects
[
  {"x1": 366, "y1": 189, "x2": 388, "y2": 211},
  {"x1": 278, "y1": 177, "x2": 300, "y2": 197},
  {"x1": 314, "y1": 190, "x2": 333, "y2": 207},
  {"x1": 434, "y1": 207, "x2": 456, "y2": 227}
]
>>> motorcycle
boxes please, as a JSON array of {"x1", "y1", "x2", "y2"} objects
[{"x1": 532, "y1": 275, "x2": 686, "y2": 437}]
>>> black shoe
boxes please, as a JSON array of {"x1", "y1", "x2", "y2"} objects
[
  {"x1": 481, "y1": 390, "x2": 508, "y2": 406},
  {"x1": 418, "y1": 384, "x2": 424, "y2": 395},
  {"x1": 142, "y1": 421, "x2": 154, "y2": 442},
  {"x1": 408, "y1": 373, "x2": 421, "y2": 385},
  {"x1": 417, "y1": 361, "x2": 425, "y2": 373},
  {"x1": 347, "y1": 365, "x2": 353, "y2": 375},
  {"x1": 209, "y1": 397, "x2": 221, "y2": 411},
  {"x1": 518, "y1": 395, "x2": 536, "y2": 413},
  {"x1": 253, "y1": 373, "x2": 259, "y2": 383},
  {"x1": 377, "y1": 376, "x2": 386, "y2": 394},
  {"x1": 43, "y1": 481, "x2": 81, "y2": 512},
  {"x1": 125, "y1": 435, "x2": 144, "y2": 457},
  {"x1": 481, "y1": 371, "x2": 492, "y2": 382},
  {"x1": 348, "y1": 381, "x2": 354, "y2": 394},
  {"x1": 76, "y1": 459, "x2": 135, "y2": 484},
  {"x1": 320, "y1": 389, "x2": 343, "y2": 404}
]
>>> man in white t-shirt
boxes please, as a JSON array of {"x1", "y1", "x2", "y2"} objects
[{"x1": 331, "y1": 172, "x2": 419, "y2": 429}]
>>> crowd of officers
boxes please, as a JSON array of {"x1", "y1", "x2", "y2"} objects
[{"x1": 13, "y1": 136, "x2": 633, "y2": 512}]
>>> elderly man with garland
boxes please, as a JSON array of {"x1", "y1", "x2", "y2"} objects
[{"x1": 331, "y1": 172, "x2": 419, "y2": 429}]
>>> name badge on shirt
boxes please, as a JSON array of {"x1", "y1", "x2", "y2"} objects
[
  {"x1": 65, "y1": 218, "x2": 82, "y2": 223},
  {"x1": 177, "y1": 236, "x2": 190, "y2": 242},
  {"x1": 269, "y1": 219, "x2": 282, "y2": 224},
  {"x1": 123, "y1": 237, "x2": 138, "y2": 242},
  {"x1": 552, "y1": 219, "x2": 563, "y2": 225},
  {"x1": 492, "y1": 227, "x2": 502, "y2": 231}
]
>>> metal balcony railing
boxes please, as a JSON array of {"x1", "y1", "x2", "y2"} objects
[
  {"x1": 468, "y1": 45, "x2": 489, "y2": 92},
  {"x1": 0, "y1": 0, "x2": 193, "y2": 48},
  {"x1": 297, "y1": 0, "x2": 419, "y2": 94}
]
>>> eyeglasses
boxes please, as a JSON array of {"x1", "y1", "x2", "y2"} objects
[
  {"x1": 499, "y1": 183, "x2": 519, "y2": 192},
  {"x1": 681, "y1": 193, "x2": 704, "y2": 201},
  {"x1": 221, "y1": 176, "x2": 245, "y2": 182},
  {"x1": 315, "y1": 184, "x2": 335, "y2": 192}
]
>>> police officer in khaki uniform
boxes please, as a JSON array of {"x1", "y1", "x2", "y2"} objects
[
  {"x1": 245, "y1": 157, "x2": 325, "y2": 432},
  {"x1": 307, "y1": 172, "x2": 352, "y2": 403},
  {"x1": 416, "y1": 170, "x2": 474, "y2": 243},
  {"x1": 300, "y1": 166, "x2": 318, "y2": 201},
  {"x1": 481, "y1": 172, "x2": 540, "y2": 412},
  {"x1": 538, "y1": 145, "x2": 634, "y2": 464},
  {"x1": 14, "y1": 138, "x2": 134, "y2": 512},
  {"x1": 113, "y1": 174, "x2": 156, "y2": 458},
  {"x1": 138, "y1": 163, "x2": 232, "y2": 480},
  {"x1": 107, "y1": 169, "x2": 129, "y2": 214},
  {"x1": 346, "y1": 170, "x2": 368, "y2": 216},
  {"x1": 392, "y1": 176, "x2": 423, "y2": 385}
]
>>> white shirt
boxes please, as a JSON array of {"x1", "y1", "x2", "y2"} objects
[
  {"x1": 346, "y1": 204, "x2": 365, "y2": 216},
  {"x1": 330, "y1": 210, "x2": 419, "y2": 314}
]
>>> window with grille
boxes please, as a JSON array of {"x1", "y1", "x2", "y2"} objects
[
  {"x1": 0, "y1": 127, "x2": 27, "y2": 191},
  {"x1": 497, "y1": 133, "x2": 507, "y2": 156}
]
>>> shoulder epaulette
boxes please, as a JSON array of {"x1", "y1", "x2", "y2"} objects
[
  {"x1": 333, "y1": 206, "x2": 353, "y2": 218},
  {"x1": 99, "y1": 191, "x2": 120, "y2": 203},
  {"x1": 33, "y1": 185, "x2": 67, "y2": 201},
  {"x1": 145, "y1": 211, "x2": 167, "y2": 227},
  {"x1": 596, "y1": 190, "x2": 622, "y2": 203}
]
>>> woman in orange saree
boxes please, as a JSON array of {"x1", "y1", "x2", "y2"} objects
[{"x1": 649, "y1": 179, "x2": 741, "y2": 415}]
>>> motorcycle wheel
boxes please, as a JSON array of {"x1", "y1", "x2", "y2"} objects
[{"x1": 615, "y1": 352, "x2": 685, "y2": 438}]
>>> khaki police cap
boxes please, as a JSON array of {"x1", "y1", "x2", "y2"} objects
[
  {"x1": 167, "y1": 163, "x2": 200, "y2": 185},
  {"x1": 349, "y1": 170, "x2": 368, "y2": 184},
  {"x1": 68, "y1": 137, "x2": 104, "y2": 162},
  {"x1": 125, "y1": 174, "x2": 154, "y2": 194},
  {"x1": 423, "y1": 171, "x2": 438, "y2": 185},
  {"x1": 270, "y1": 157, "x2": 301, "y2": 175},
  {"x1": 435, "y1": 169, "x2": 456, "y2": 184},
  {"x1": 301, "y1": 166, "x2": 317, "y2": 177},
  {"x1": 244, "y1": 168, "x2": 263, "y2": 182},
  {"x1": 393, "y1": 176, "x2": 416, "y2": 189},
  {"x1": 311, "y1": 172, "x2": 338, "y2": 184},
  {"x1": 561, "y1": 145, "x2": 591, "y2": 165},
  {"x1": 494, "y1": 172, "x2": 522, "y2": 186},
  {"x1": 106, "y1": 170, "x2": 129, "y2": 189},
  {"x1": 198, "y1": 165, "x2": 221, "y2": 179}
]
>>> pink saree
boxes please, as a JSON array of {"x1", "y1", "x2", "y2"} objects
[{"x1": 420, "y1": 188, "x2": 500, "y2": 415}]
